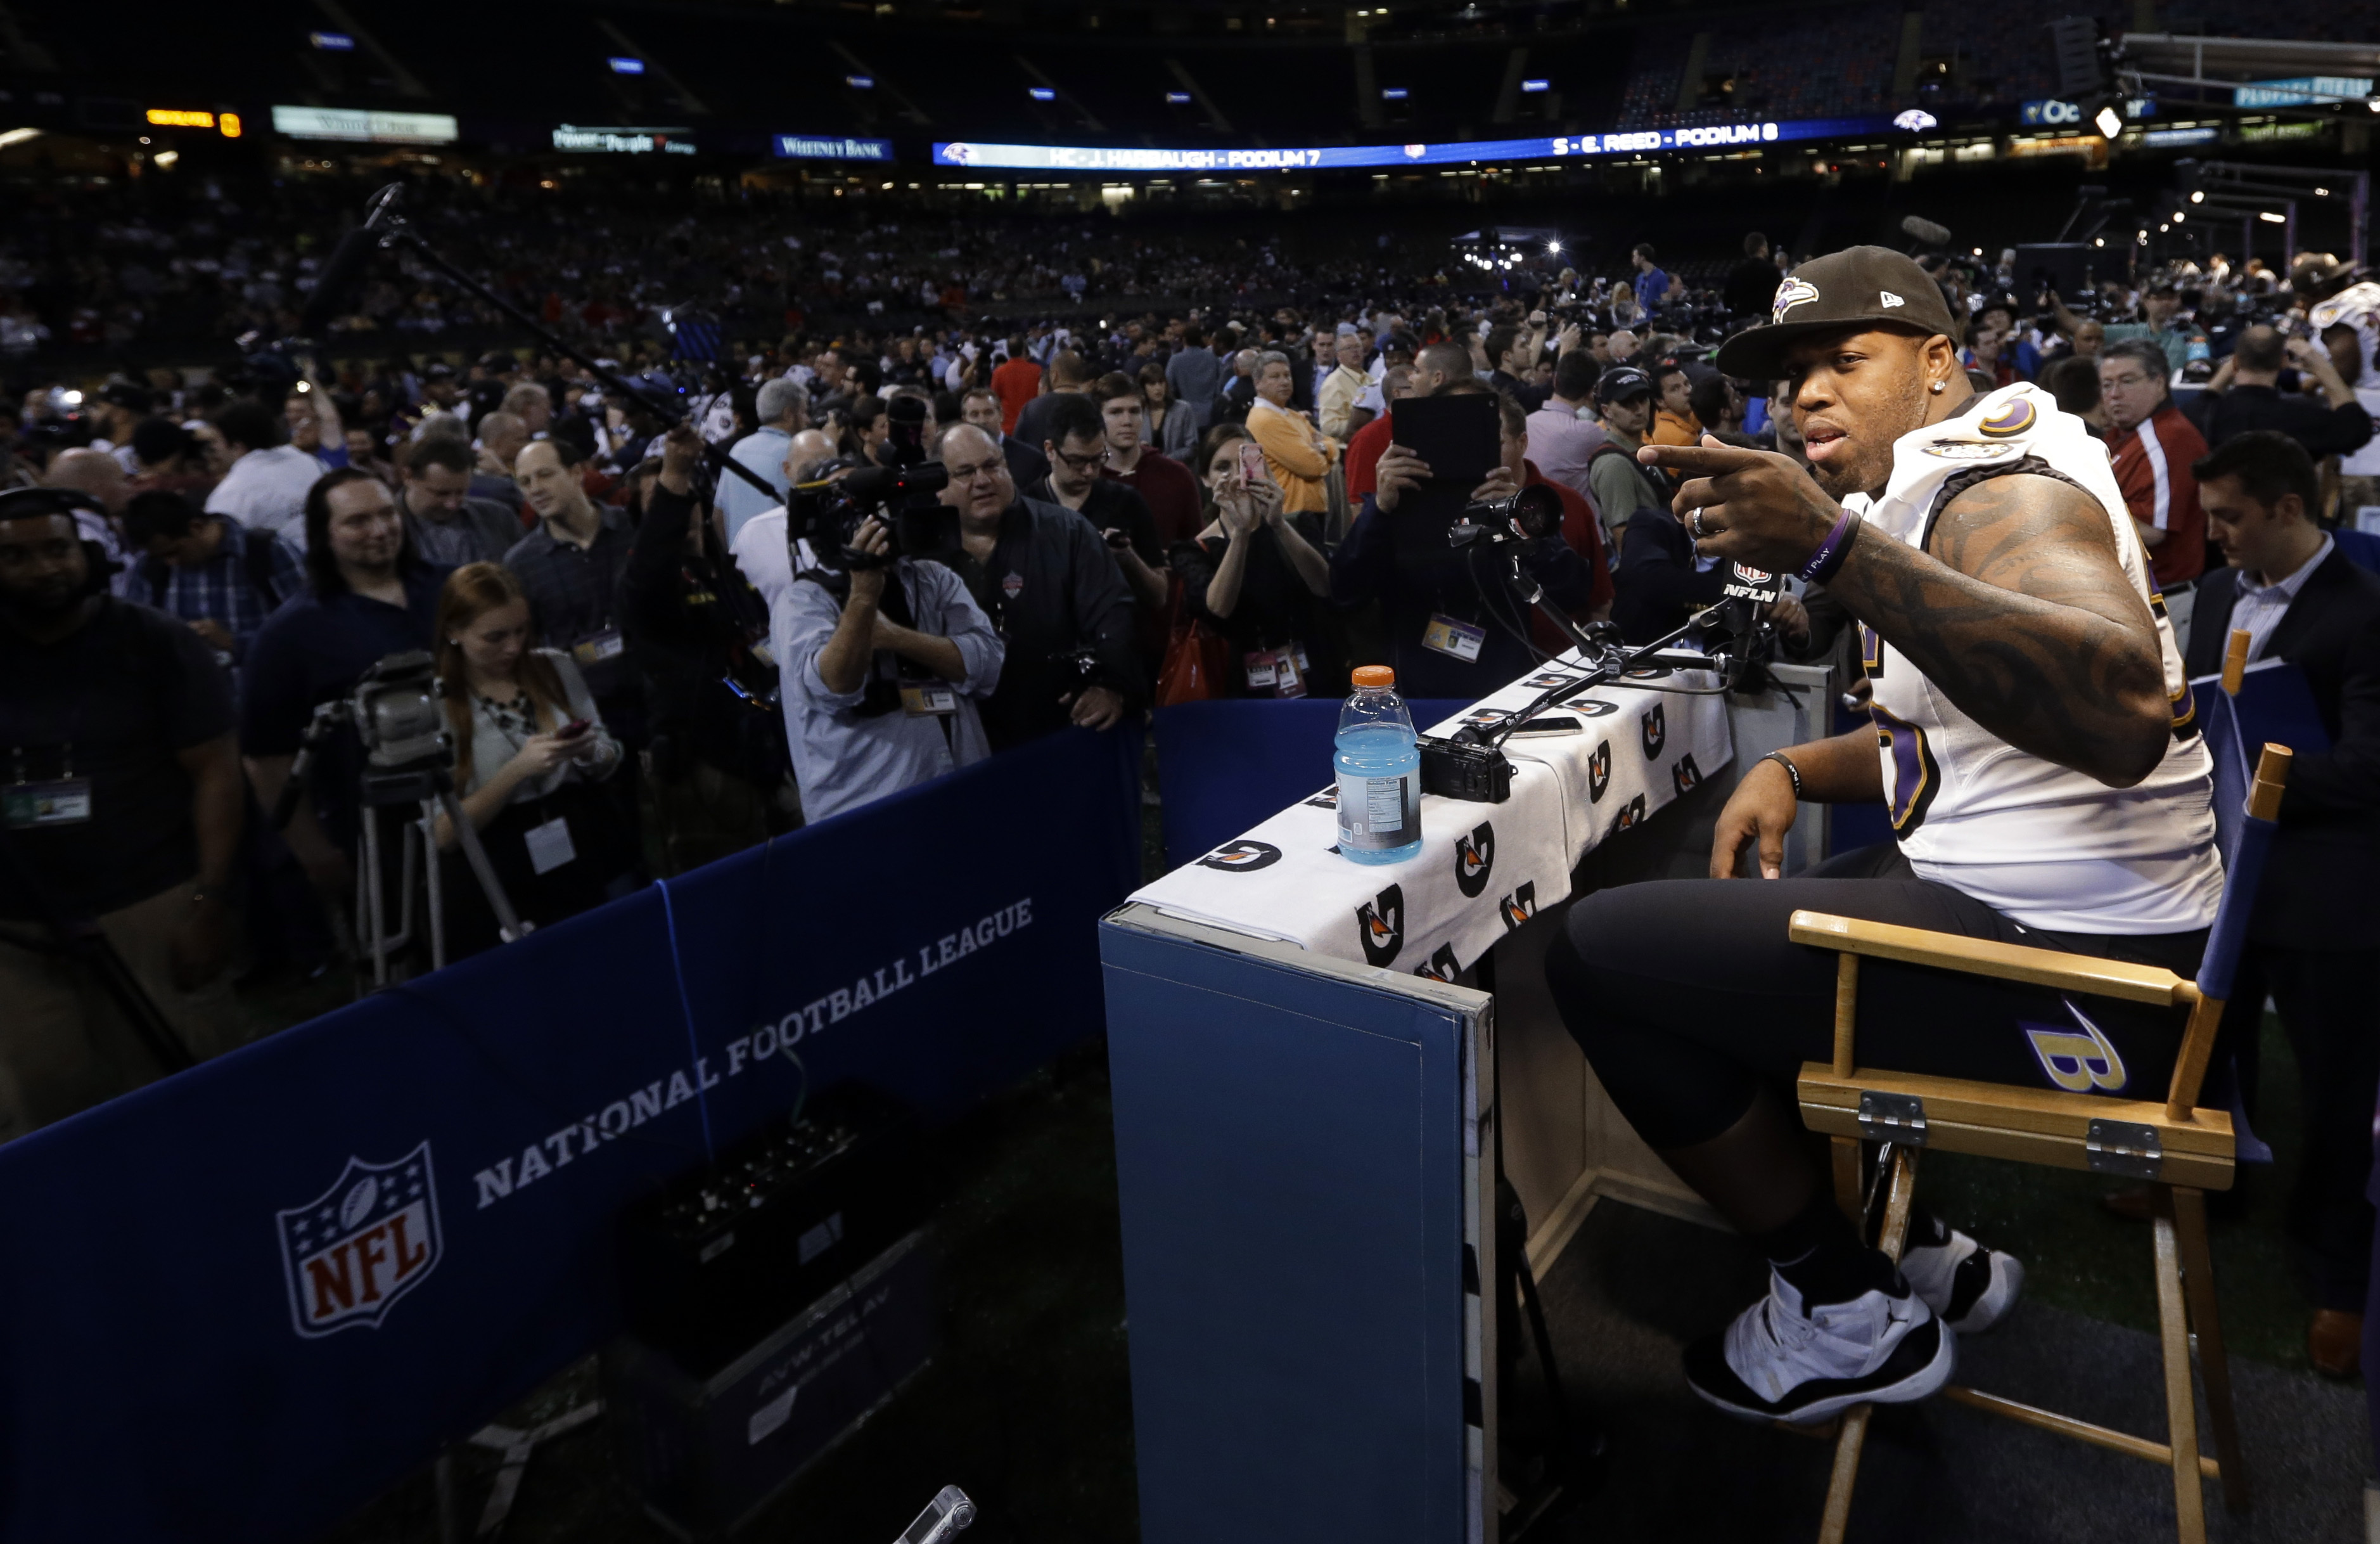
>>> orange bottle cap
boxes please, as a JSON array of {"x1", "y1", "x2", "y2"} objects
[{"x1": 1351, "y1": 666, "x2": 1396, "y2": 688}]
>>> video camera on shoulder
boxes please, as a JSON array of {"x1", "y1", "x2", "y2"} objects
[
  {"x1": 790, "y1": 395, "x2": 955, "y2": 573},
  {"x1": 790, "y1": 464, "x2": 952, "y2": 575}
]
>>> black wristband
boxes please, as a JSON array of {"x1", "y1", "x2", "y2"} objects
[{"x1": 1759, "y1": 750, "x2": 1803, "y2": 799}]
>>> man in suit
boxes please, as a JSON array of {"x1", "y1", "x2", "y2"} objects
[{"x1": 2179, "y1": 430, "x2": 2380, "y2": 1377}]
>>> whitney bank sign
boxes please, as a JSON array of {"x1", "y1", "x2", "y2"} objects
[{"x1": 773, "y1": 134, "x2": 896, "y2": 161}]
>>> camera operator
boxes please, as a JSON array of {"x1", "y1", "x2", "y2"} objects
[
  {"x1": 931, "y1": 423, "x2": 1136, "y2": 749},
  {"x1": 772, "y1": 498, "x2": 1004, "y2": 825},
  {"x1": 0, "y1": 487, "x2": 249, "y2": 1138},
  {"x1": 620, "y1": 427, "x2": 795, "y2": 870},
  {"x1": 243, "y1": 470, "x2": 447, "y2": 910},
  {"x1": 2191, "y1": 325, "x2": 2374, "y2": 464}
]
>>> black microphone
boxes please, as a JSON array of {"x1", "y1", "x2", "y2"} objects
[{"x1": 298, "y1": 226, "x2": 383, "y2": 338}]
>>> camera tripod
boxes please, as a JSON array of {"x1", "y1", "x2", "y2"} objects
[{"x1": 276, "y1": 701, "x2": 527, "y2": 986}]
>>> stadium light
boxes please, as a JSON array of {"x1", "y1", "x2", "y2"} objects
[
  {"x1": 1165, "y1": 91, "x2": 1191, "y2": 104},
  {"x1": 1381, "y1": 88, "x2": 1408, "y2": 101},
  {"x1": 1521, "y1": 79, "x2": 1549, "y2": 94},
  {"x1": 0, "y1": 127, "x2": 42, "y2": 150},
  {"x1": 2259, "y1": 210, "x2": 2286, "y2": 224},
  {"x1": 2189, "y1": 190, "x2": 2203, "y2": 202},
  {"x1": 1546, "y1": 240, "x2": 1561, "y2": 254},
  {"x1": 845, "y1": 74, "x2": 874, "y2": 89},
  {"x1": 2093, "y1": 104, "x2": 2122, "y2": 138},
  {"x1": 608, "y1": 57, "x2": 645, "y2": 75},
  {"x1": 1028, "y1": 87, "x2": 1056, "y2": 101},
  {"x1": 310, "y1": 31, "x2": 354, "y2": 50}
]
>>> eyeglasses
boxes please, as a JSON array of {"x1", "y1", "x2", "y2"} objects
[
  {"x1": 2102, "y1": 371, "x2": 2154, "y2": 389},
  {"x1": 1050, "y1": 446, "x2": 1106, "y2": 473},
  {"x1": 944, "y1": 459, "x2": 1006, "y2": 483}
]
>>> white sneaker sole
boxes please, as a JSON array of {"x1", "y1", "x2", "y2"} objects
[
  {"x1": 1948, "y1": 1252, "x2": 2025, "y2": 1337},
  {"x1": 1692, "y1": 1322, "x2": 1959, "y2": 1427}
]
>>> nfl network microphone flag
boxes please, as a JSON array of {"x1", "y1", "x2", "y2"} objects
[{"x1": 0, "y1": 725, "x2": 1140, "y2": 1544}]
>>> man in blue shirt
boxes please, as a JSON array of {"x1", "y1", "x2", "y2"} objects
[
  {"x1": 242, "y1": 470, "x2": 448, "y2": 903},
  {"x1": 120, "y1": 491, "x2": 305, "y2": 695},
  {"x1": 1632, "y1": 243, "x2": 1671, "y2": 321},
  {"x1": 720, "y1": 378, "x2": 810, "y2": 546},
  {"x1": 772, "y1": 515, "x2": 1004, "y2": 825}
]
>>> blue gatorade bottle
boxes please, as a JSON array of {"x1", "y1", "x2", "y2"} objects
[{"x1": 1336, "y1": 665, "x2": 1423, "y2": 865}]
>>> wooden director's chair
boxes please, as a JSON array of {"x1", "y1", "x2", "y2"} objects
[{"x1": 1789, "y1": 636, "x2": 2291, "y2": 1544}]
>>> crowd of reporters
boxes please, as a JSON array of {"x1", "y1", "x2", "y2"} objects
[{"x1": 8, "y1": 226, "x2": 2380, "y2": 1374}]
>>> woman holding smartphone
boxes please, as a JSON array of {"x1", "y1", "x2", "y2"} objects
[
  {"x1": 430, "y1": 562, "x2": 636, "y2": 958},
  {"x1": 1168, "y1": 426, "x2": 1339, "y2": 698}
]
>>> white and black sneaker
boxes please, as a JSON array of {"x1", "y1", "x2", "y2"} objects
[
  {"x1": 1901, "y1": 1226, "x2": 2025, "y2": 1335},
  {"x1": 1684, "y1": 1268, "x2": 1956, "y2": 1425}
]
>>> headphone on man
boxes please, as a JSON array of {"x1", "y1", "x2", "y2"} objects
[{"x1": 0, "y1": 486, "x2": 121, "y2": 597}]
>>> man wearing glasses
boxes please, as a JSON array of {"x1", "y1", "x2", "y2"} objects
[
  {"x1": 933, "y1": 421, "x2": 1137, "y2": 750},
  {"x1": 2101, "y1": 339, "x2": 2210, "y2": 621},
  {"x1": 1022, "y1": 394, "x2": 1168, "y2": 623}
]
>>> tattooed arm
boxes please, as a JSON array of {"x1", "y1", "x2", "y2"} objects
[{"x1": 1644, "y1": 443, "x2": 2172, "y2": 787}]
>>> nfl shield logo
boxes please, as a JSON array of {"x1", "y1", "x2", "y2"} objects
[{"x1": 277, "y1": 1143, "x2": 443, "y2": 1338}]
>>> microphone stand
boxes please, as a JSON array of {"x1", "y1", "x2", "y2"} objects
[{"x1": 320, "y1": 184, "x2": 775, "y2": 505}]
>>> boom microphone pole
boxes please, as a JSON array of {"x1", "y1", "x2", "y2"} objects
[{"x1": 312, "y1": 184, "x2": 781, "y2": 505}]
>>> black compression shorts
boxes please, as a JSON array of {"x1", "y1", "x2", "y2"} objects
[{"x1": 1542, "y1": 844, "x2": 2211, "y2": 1150}]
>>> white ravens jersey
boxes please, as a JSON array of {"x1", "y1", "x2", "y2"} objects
[
  {"x1": 1846, "y1": 383, "x2": 2222, "y2": 934},
  {"x1": 2310, "y1": 281, "x2": 2380, "y2": 382},
  {"x1": 2310, "y1": 283, "x2": 2380, "y2": 477}
]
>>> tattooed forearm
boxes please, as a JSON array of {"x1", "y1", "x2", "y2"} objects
[{"x1": 1828, "y1": 473, "x2": 2171, "y2": 787}]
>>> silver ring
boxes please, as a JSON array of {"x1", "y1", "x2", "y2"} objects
[{"x1": 1690, "y1": 508, "x2": 1706, "y2": 539}]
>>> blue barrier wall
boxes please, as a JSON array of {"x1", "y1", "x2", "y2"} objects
[
  {"x1": 1152, "y1": 699, "x2": 1469, "y2": 873},
  {"x1": 0, "y1": 726, "x2": 1140, "y2": 1544}
]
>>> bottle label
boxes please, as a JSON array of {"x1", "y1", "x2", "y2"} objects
[{"x1": 1337, "y1": 770, "x2": 1419, "y2": 851}]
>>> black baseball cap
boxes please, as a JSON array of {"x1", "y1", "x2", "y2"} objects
[
  {"x1": 1714, "y1": 245, "x2": 1962, "y2": 381},
  {"x1": 1596, "y1": 365, "x2": 1653, "y2": 402}
]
